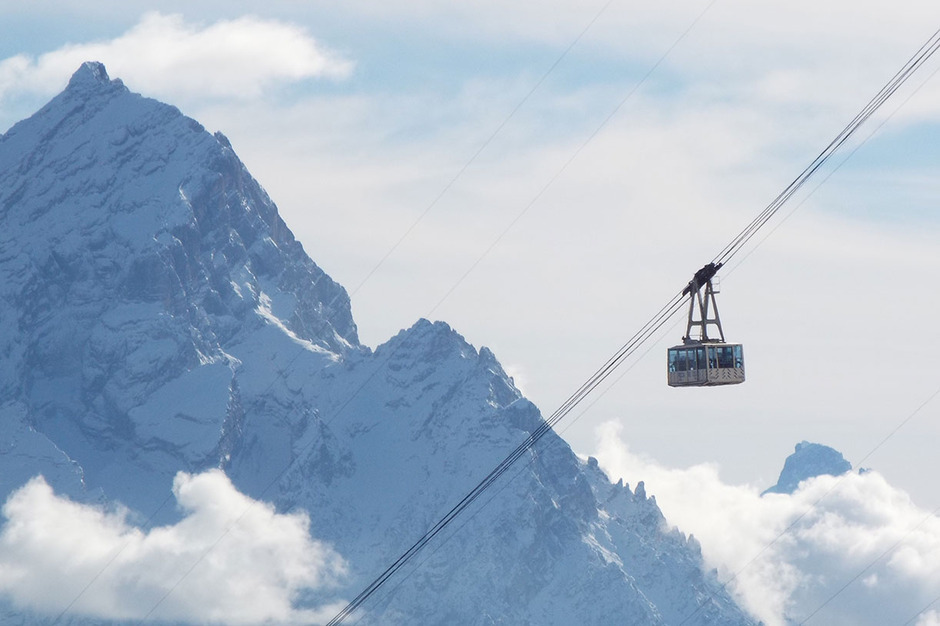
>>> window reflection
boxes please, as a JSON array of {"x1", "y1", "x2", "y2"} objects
[{"x1": 717, "y1": 346, "x2": 733, "y2": 368}]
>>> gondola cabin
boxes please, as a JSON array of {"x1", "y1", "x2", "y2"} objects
[
  {"x1": 667, "y1": 262, "x2": 745, "y2": 388},
  {"x1": 667, "y1": 342, "x2": 744, "y2": 387}
]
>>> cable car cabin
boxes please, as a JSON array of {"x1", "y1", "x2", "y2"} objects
[
  {"x1": 667, "y1": 262, "x2": 745, "y2": 387},
  {"x1": 667, "y1": 342, "x2": 744, "y2": 387}
]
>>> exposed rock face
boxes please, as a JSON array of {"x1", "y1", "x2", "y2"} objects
[{"x1": 0, "y1": 63, "x2": 757, "y2": 625}]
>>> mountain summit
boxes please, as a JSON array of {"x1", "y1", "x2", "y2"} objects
[
  {"x1": 762, "y1": 441, "x2": 853, "y2": 495},
  {"x1": 0, "y1": 63, "x2": 756, "y2": 625}
]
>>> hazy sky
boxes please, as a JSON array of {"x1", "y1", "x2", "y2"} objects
[{"x1": 2, "y1": 2, "x2": 940, "y2": 623}]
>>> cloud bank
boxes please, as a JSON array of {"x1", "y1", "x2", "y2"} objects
[
  {"x1": 0, "y1": 12, "x2": 352, "y2": 102},
  {"x1": 593, "y1": 422, "x2": 940, "y2": 626},
  {"x1": 0, "y1": 470, "x2": 346, "y2": 625}
]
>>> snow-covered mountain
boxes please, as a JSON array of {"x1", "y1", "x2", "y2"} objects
[
  {"x1": 762, "y1": 441, "x2": 853, "y2": 496},
  {"x1": 0, "y1": 62, "x2": 757, "y2": 625}
]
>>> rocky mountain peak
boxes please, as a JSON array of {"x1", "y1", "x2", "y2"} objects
[
  {"x1": 763, "y1": 441, "x2": 853, "y2": 495},
  {"x1": 65, "y1": 60, "x2": 116, "y2": 92}
]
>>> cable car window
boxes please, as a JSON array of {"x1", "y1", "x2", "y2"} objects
[
  {"x1": 677, "y1": 350, "x2": 688, "y2": 372},
  {"x1": 708, "y1": 346, "x2": 717, "y2": 369},
  {"x1": 733, "y1": 345, "x2": 743, "y2": 368},
  {"x1": 668, "y1": 350, "x2": 678, "y2": 372},
  {"x1": 717, "y1": 346, "x2": 733, "y2": 368},
  {"x1": 697, "y1": 348, "x2": 706, "y2": 370}
]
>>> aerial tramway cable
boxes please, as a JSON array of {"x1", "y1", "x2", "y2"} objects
[
  {"x1": 675, "y1": 382, "x2": 940, "y2": 626},
  {"x1": 324, "y1": 293, "x2": 690, "y2": 625},
  {"x1": 796, "y1": 502, "x2": 940, "y2": 624},
  {"x1": 325, "y1": 24, "x2": 940, "y2": 626},
  {"x1": 713, "y1": 25, "x2": 940, "y2": 268}
]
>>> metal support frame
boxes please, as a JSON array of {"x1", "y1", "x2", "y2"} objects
[{"x1": 682, "y1": 262, "x2": 726, "y2": 343}]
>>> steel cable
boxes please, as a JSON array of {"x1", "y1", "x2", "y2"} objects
[
  {"x1": 714, "y1": 26, "x2": 940, "y2": 268},
  {"x1": 327, "y1": 24, "x2": 940, "y2": 626}
]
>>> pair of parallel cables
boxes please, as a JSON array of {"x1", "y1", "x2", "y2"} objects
[{"x1": 327, "y1": 22, "x2": 940, "y2": 626}]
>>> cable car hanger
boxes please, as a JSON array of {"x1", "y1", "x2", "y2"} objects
[{"x1": 682, "y1": 262, "x2": 724, "y2": 341}]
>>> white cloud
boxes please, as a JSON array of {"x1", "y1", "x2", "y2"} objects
[
  {"x1": 592, "y1": 421, "x2": 940, "y2": 626},
  {"x1": 0, "y1": 470, "x2": 346, "y2": 625},
  {"x1": 917, "y1": 609, "x2": 940, "y2": 626},
  {"x1": 0, "y1": 12, "x2": 351, "y2": 102}
]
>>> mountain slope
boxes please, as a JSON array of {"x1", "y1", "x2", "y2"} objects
[{"x1": 0, "y1": 63, "x2": 756, "y2": 625}]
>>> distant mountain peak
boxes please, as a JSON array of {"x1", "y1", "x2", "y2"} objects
[
  {"x1": 763, "y1": 441, "x2": 852, "y2": 495},
  {"x1": 66, "y1": 61, "x2": 113, "y2": 90},
  {"x1": 1, "y1": 60, "x2": 359, "y2": 350}
]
